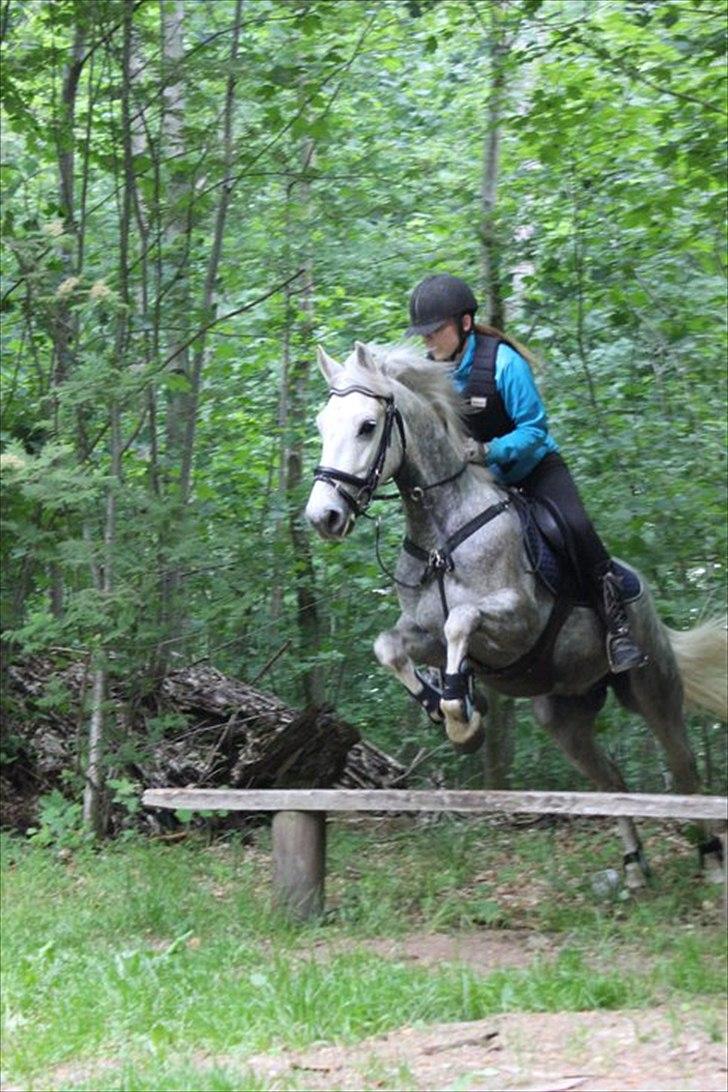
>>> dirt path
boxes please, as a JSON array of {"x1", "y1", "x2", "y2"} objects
[
  {"x1": 14, "y1": 930, "x2": 725, "y2": 1091},
  {"x1": 306, "y1": 928, "x2": 558, "y2": 969},
  {"x1": 247, "y1": 1005, "x2": 728, "y2": 1091},
  {"x1": 246, "y1": 929, "x2": 726, "y2": 1090}
]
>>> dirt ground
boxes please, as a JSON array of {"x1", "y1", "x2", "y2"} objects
[
  {"x1": 15, "y1": 930, "x2": 727, "y2": 1092},
  {"x1": 246, "y1": 1005, "x2": 728, "y2": 1091},
  {"x1": 243, "y1": 930, "x2": 727, "y2": 1091},
  {"x1": 307, "y1": 928, "x2": 559, "y2": 969}
]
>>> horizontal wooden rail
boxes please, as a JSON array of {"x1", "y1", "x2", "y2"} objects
[
  {"x1": 142, "y1": 788, "x2": 728, "y2": 822},
  {"x1": 142, "y1": 787, "x2": 727, "y2": 922}
]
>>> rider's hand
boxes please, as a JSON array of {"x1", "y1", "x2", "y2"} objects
[{"x1": 463, "y1": 439, "x2": 488, "y2": 466}]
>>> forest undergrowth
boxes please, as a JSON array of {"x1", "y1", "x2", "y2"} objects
[{"x1": 1, "y1": 817, "x2": 725, "y2": 1091}]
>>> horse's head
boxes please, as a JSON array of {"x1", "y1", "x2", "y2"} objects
[{"x1": 305, "y1": 342, "x2": 406, "y2": 539}]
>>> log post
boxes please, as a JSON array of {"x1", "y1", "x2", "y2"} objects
[
  {"x1": 272, "y1": 810, "x2": 326, "y2": 921},
  {"x1": 721, "y1": 828, "x2": 727, "y2": 925}
]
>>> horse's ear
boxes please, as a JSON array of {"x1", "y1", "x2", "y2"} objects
[
  {"x1": 354, "y1": 341, "x2": 376, "y2": 371},
  {"x1": 317, "y1": 345, "x2": 342, "y2": 384}
]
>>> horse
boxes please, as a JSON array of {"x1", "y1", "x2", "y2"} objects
[{"x1": 305, "y1": 340, "x2": 727, "y2": 887}]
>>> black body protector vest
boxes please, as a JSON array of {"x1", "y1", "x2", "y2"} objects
[{"x1": 463, "y1": 333, "x2": 515, "y2": 442}]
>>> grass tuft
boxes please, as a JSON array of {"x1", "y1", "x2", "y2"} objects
[{"x1": 2, "y1": 821, "x2": 725, "y2": 1090}]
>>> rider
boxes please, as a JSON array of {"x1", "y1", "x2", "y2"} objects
[{"x1": 406, "y1": 272, "x2": 647, "y2": 674}]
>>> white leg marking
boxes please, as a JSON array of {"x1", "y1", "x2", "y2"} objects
[{"x1": 440, "y1": 605, "x2": 483, "y2": 747}]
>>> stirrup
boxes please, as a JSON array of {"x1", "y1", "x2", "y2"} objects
[{"x1": 606, "y1": 632, "x2": 648, "y2": 674}]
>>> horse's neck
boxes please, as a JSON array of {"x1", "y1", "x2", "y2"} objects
[{"x1": 395, "y1": 415, "x2": 502, "y2": 544}]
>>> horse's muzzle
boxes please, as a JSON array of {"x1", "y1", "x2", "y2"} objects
[{"x1": 305, "y1": 488, "x2": 354, "y2": 540}]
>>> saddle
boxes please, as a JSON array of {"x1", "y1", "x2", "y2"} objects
[
  {"x1": 509, "y1": 489, "x2": 642, "y2": 607},
  {"x1": 463, "y1": 490, "x2": 643, "y2": 696}
]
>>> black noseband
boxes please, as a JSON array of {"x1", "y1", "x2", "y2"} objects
[{"x1": 312, "y1": 386, "x2": 406, "y2": 517}]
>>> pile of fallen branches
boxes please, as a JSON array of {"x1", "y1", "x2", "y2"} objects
[{"x1": 2, "y1": 655, "x2": 407, "y2": 832}]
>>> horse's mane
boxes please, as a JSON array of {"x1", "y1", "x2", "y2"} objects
[{"x1": 339, "y1": 344, "x2": 470, "y2": 456}]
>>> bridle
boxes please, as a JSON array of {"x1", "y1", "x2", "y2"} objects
[{"x1": 312, "y1": 385, "x2": 407, "y2": 517}]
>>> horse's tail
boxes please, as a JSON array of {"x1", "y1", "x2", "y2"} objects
[{"x1": 667, "y1": 617, "x2": 727, "y2": 720}]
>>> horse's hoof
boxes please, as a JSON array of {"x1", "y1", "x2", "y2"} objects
[
  {"x1": 441, "y1": 692, "x2": 483, "y2": 754},
  {"x1": 624, "y1": 863, "x2": 649, "y2": 891},
  {"x1": 703, "y1": 861, "x2": 725, "y2": 886},
  {"x1": 450, "y1": 723, "x2": 485, "y2": 755},
  {"x1": 699, "y1": 837, "x2": 724, "y2": 884}
]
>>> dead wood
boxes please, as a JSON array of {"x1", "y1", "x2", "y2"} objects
[{"x1": 1, "y1": 655, "x2": 406, "y2": 833}]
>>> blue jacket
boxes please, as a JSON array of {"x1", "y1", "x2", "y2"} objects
[{"x1": 450, "y1": 334, "x2": 559, "y2": 485}]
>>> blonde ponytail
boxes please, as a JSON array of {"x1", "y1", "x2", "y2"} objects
[{"x1": 473, "y1": 322, "x2": 541, "y2": 369}]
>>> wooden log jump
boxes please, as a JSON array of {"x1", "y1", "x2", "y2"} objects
[{"x1": 142, "y1": 788, "x2": 728, "y2": 921}]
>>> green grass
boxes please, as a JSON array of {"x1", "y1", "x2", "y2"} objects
[{"x1": 1, "y1": 820, "x2": 725, "y2": 1090}]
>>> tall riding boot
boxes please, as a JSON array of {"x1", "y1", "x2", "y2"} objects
[{"x1": 600, "y1": 568, "x2": 648, "y2": 674}]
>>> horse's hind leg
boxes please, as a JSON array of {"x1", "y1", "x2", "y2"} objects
[
  {"x1": 533, "y1": 688, "x2": 650, "y2": 889},
  {"x1": 622, "y1": 654, "x2": 724, "y2": 882}
]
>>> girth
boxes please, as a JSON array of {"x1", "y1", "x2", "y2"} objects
[{"x1": 471, "y1": 595, "x2": 574, "y2": 694}]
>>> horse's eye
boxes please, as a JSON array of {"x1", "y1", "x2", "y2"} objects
[{"x1": 358, "y1": 420, "x2": 377, "y2": 437}]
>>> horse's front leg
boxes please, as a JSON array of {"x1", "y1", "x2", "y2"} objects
[
  {"x1": 439, "y1": 604, "x2": 485, "y2": 751},
  {"x1": 439, "y1": 589, "x2": 527, "y2": 752},
  {"x1": 374, "y1": 615, "x2": 445, "y2": 723}
]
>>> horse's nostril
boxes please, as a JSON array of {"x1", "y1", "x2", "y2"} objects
[{"x1": 325, "y1": 508, "x2": 342, "y2": 534}]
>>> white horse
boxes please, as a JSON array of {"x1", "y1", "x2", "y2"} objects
[{"x1": 305, "y1": 341, "x2": 727, "y2": 886}]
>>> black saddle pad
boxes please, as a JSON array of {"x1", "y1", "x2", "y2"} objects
[{"x1": 510, "y1": 491, "x2": 642, "y2": 606}]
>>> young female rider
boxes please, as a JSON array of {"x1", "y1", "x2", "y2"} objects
[{"x1": 406, "y1": 272, "x2": 647, "y2": 674}]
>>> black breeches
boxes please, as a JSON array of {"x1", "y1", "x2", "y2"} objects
[{"x1": 518, "y1": 452, "x2": 611, "y2": 581}]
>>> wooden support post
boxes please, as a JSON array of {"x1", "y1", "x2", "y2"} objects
[
  {"x1": 721, "y1": 828, "x2": 727, "y2": 926},
  {"x1": 272, "y1": 810, "x2": 326, "y2": 922}
]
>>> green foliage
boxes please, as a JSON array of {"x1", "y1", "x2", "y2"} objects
[
  {"x1": 1, "y1": 825, "x2": 725, "y2": 1088},
  {"x1": 26, "y1": 790, "x2": 88, "y2": 849},
  {"x1": 0, "y1": 0, "x2": 725, "y2": 796},
  {"x1": 107, "y1": 777, "x2": 142, "y2": 820}
]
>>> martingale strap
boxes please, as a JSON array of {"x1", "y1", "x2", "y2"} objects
[
  {"x1": 403, "y1": 499, "x2": 511, "y2": 618},
  {"x1": 403, "y1": 499, "x2": 511, "y2": 579}
]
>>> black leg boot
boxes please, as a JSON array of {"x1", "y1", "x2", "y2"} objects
[{"x1": 601, "y1": 569, "x2": 648, "y2": 674}]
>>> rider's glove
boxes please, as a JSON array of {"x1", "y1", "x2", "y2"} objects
[{"x1": 463, "y1": 439, "x2": 489, "y2": 466}]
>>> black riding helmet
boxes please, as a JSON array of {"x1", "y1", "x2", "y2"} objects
[{"x1": 406, "y1": 273, "x2": 479, "y2": 337}]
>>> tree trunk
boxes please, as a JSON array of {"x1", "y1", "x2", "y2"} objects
[
  {"x1": 49, "y1": 20, "x2": 86, "y2": 618},
  {"x1": 480, "y1": 1, "x2": 508, "y2": 330},
  {"x1": 282, "y1": 136, "x2": 325, "y2": 706},
  {"x1": 82, "y1": 660, "x2": 106, "y2": 835},
  {"x1": 155, "y1": 0, "x2": 243, "y2": 677},
  {"x1": 180, "y1": 0, "x2": 243, "y2": 502},
  {"x1": 482, "y1": 689, "x2": 515, "y2": 789},
  {"x1": 82, "y1": 1, "x2": 134, "y2": 835},
  {"x1": 478, "y1": 1, "x2": 515, "y2": 786},
  {"x1": 157, "y1": 0, "x2": 191, "y2": 675}
]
